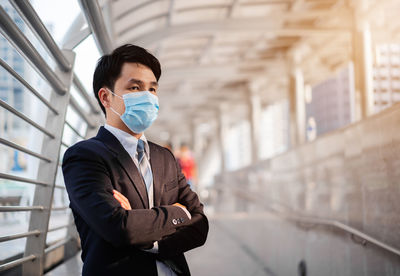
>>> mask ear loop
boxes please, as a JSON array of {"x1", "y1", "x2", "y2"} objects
[{"x1": 105, "y1": 88, "x2": 123, "y2": 116}]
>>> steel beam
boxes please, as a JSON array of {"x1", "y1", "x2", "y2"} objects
[
  {"x1": 125, "y1": 13, "x2": 350, "y2": 45},
  {"x1": 10, "y1": 0, "x2": 72, "y2": 72},
  {"x1": 0, "y1": 57, "x2": 58, "y2": 114},
  {"x1": 78, "y1": 0, "x2": 113, "y2": 54},
  {"x1": 61, "y1": 13, "x2": 91, "y2": 50},
  {"x1": 0, "y1": 7, "x2": 68, "y2": 95}
]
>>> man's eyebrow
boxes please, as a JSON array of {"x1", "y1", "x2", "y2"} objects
[{"x1": 127, "y1": 78, "x2": 158, "y2": 87}]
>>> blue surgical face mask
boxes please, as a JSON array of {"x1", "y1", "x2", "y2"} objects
[{"x1": 107, "y1": 88, "x2": 159, "y2": 133}]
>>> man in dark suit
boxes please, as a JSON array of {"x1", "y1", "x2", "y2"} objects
[{"x1": 62, "y1": 44, "x2": 208, "y2": 276}]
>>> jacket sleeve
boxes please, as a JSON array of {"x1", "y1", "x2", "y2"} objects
[
  {"x1": 62, "y1": 143, "x2": 190, "y2": 248},
  {"x1": 158, "y1": 154, "x2": 209, "y2": 258}
]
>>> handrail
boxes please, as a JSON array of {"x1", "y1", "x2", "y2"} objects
[
  {"x1": 232, "y1": 188, "x2": 400, "y2": 258},
  {"x1": 0, "y1": 99, "x2": 55, "y2": 138},
  {"x1": 48, "y1": 223, "x2": 73, "y2": 233},
  {"x1": 0, "y1": 172, "x2": 51, "y2": 187},
  {"x1": 65, "y1": 121, "x2": 85, "y2": 139},
  {"x1": 73, "y1": 74, "x2": 101, "y2": 114},
  {"x1": 69, "y1": 96, "x2": 97, "y2": 128},
  {"x1": 10, "y1": 0, "x2": 72, "y2": 72},
  {"x1": 0, "y1": 3, "x2": 82, "y2": 274},
  {"x1": 54, "y1": 185, "x2": 66, "y2": 189},
  {"x1": 0, "y1": 138, "x2": 52, "y2": 162},
  {"x1": 0, "y1": 7, "x2": 67, "y2": 95},
  {"x1": 44, "y1": 237, "x2": 72, "y2": 254},
  {"x1": 0, "y1": 57, "x2": 58, "y2": 114},
  {"x1": 61, "y1": 141, "x2": 71, "y2": 148},
  {"x1": 275, "y1": 209, "x2": 400, "y2": 257},
  {"x1": 0, "y1": 230, "x2": 41, "y2": 243},
  {"x1": 0, "y1": 254, "x2": 36, "y2": 272},
  {"x1": 51, "y1": 206, "x2": 69, "y2": 211},
  {"x1": 0, "y1": 206, "x2": 44, "y2": 212}
]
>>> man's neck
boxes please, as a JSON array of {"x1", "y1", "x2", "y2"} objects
[{"x1": 105, "y1": 121, "x2": 142, "y2": 139}]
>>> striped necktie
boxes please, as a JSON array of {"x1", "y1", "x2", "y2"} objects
[
  {"x1": 137, "y1": 140, "x2": 176, "y2": 275},
  {"x1": 137, "y1": 139, "x2": 154, "y2": 204}
]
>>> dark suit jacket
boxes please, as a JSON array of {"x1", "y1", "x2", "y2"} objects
[{"x1": 62, "y1": 127, "x2": 208, "y2": 276}]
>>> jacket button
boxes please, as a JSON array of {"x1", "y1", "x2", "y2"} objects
[{"x1": 172, "y1": 219, "x2": 178, "y2": 225}]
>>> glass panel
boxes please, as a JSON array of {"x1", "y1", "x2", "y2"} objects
[
  {"x1": 62, "y1": 120, "x2": 84, "y2": 147},
  {"x1": 0, "y1": 238, "x2": 27, "y2": 261},
  {"x1": 73, "y1": 35, "x2": 101, "y2": 95},
  {"x1": 70, "y1": 84, "x2": 90, "y2": 111},
  {"x1": 30, "y1": 0, "x2": 81, "y2": 47},
  {"x1": 66, "y1": 105, "x2": 88, "y2": 138}
]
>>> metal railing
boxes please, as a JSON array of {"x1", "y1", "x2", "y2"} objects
[
  {"x1": 230, "y1": 187, "x2": 400, "y2": 258},
  {"x1": 0, "y1": 0, "x2": 103, "y2": 274}
]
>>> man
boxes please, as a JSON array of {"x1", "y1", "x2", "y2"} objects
[{"x1": 62, "y1": 44, "x2": 208, "y2": 276}]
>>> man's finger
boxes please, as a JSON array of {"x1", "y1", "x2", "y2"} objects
[
  {"x1": 113, "y1": 190, "x2": 130, "y2": 204},
  {"x1": 173, "y1": 203, "x2": 187, "y2": 209},
  {"x1": 114, "y1": 193, "x2": 130, "y2": 207},
  {"x1": 112, "y1": 190, "x2": 131, "y2": 210}
]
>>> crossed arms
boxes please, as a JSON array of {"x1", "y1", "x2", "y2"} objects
[{"x1": 62, "y1": 143, "x2": 208, "y2": 256}]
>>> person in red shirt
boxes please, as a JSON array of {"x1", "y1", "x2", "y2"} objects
[{"x1": 177, "y1": 144, "x2": 197, "y2": 190}]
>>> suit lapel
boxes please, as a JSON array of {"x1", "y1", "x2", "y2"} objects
[
  {"x1": 96, "y1": 127, "x2": 149, "y2": 209},
  {"x1": 149, "y1": 142, "x2": 163, "y2": 207},
  {"x1": 115, "y1": 150, "x2": 149, "y2": 209}
]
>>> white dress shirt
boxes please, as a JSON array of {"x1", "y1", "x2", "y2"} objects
[{"x1": 104, "y1": 124, "x2": 177, "y2": 276}]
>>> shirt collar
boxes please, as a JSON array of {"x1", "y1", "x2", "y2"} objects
[{"x1": 104, "y1": 124, "x2": 150, "y2": 160}]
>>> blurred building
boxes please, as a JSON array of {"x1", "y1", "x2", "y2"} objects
[
  {"x1": 374, "y1": 44, "x2": 400, "y2": 113},
  {"x1": 305, "y1": 65, "x2": 355, "y2": 140}
]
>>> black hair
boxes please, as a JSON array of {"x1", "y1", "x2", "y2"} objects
[{"x1": 93, "y1": 44, "x2": 161, "y2": 116}]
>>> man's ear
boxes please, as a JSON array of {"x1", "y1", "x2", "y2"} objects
[{"x1": 98, "y1": 88, "x2": 111, "y2": 109}]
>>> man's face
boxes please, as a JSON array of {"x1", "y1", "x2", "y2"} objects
[{"x1": 100, "y1": 62, "x2": 159, "y2": 134}]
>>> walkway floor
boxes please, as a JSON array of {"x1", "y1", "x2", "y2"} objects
[
  {"x1": 45, "y1": 213, "x2": 277, "y2": 276},
  {"x1": 46, "y1": 211, "x2": 400, "y2": 276}
]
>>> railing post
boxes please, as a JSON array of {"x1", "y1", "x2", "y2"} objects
[{"x1": 22, "y1": 50, "x2": 75, "y2": 276}]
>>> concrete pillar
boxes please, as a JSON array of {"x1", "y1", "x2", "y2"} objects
[
  {"x1": 352, "y1": 19, "x2": 374, "y2": 119},
  {"x1": 247, "y1": 82, "x2": 262, "y2": 163},
  {"x1": 190, "y1": 120, "x2": 203, "y2": 161},
  {"x1": 288, "y1": 67, "x2": 306, "y2": 147},
  {"x1": 217, "y1": 104, "x2": 228, "y2": 173},
  {"x1": 171, "y1": 134, "x2": 181, "y2": 153}
]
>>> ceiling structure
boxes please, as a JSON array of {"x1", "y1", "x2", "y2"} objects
[{"x1": 88, "y1": 0, "x2": 400, "y2": 144}]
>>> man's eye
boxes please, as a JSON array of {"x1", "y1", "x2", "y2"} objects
[
  {"x1": 149, "y1": 88, "x2": 157, "y2": 93},
  {"x1": 129, "y1": 86, "x2": 139, "y2": 90}
]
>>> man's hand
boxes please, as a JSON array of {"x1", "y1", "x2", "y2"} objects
[{"x1": 113, "y1": 189, "x2": 132, "y2": 210}]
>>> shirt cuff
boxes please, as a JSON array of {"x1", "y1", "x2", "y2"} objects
[{"x1": 144, "y1": 241, "x2": 158, "y2": 253}]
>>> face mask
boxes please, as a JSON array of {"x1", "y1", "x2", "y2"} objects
[{"x1": 107, "y1": 88, "x2": 159, "y2": 133}]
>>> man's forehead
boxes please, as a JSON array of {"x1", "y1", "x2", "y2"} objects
[
  {"x1": 127, "y1": 78, "x2": 158, "y2": 87},
  {"x1": 119, "y1": 62, "x2": 157, "y2": 83}
]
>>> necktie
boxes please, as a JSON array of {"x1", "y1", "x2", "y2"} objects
[
  {"x1": 137, "y1": 140, "x2": 153, "y2": 197},
  {"x1": 137, "y1": 140, "x2": 176, "y2": 276}
]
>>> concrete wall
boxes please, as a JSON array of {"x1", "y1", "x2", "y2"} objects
[
  {"x1": 213, "y1": 102, "x2": 400, "y2": 274},
  {"x1": 187, "y1": 214, "x2": 400, "y2": 276}
]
